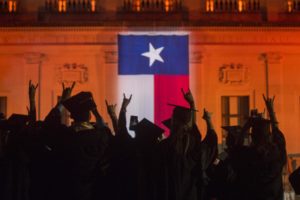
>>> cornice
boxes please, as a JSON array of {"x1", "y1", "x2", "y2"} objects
[
  {"x1": 1, "y1": 26, "x2": 300, "y2": 32},
  {"x1": 1, "y1": 26, "x2": 300, "y2": 46}
]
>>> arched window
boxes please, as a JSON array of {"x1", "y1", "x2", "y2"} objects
[
  {"x1": 8, "y1": 0, "x2": 17, "y2": 13},
  {"x1": 58, "y1": 0, "x2": 67, "y2": 12},
  {"x1": 287, "y1": 0, "x2": 293, "y2": 12},
  {"x1": 206, "y1": 0, "x2": 214, "y2": 12},
  {"x1": 91, "y1": 0, "x2": 96, "y2": 12},
  {"x1": 165, "y1": 0, "x2": 170, "y2": 12},
  {"x1": 238, "y1": 0, "x2": 243, "y2": 12}
]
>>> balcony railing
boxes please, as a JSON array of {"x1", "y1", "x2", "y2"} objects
[
  {"x1": 206, "y1": 0, "x2": 261, "y2": 13},
  {"x1": 44, "y1": 0, "x2": 96, "y2": 13},
  {"x1": 121, "y1": 0, "x2": 183, "y2": 12}
]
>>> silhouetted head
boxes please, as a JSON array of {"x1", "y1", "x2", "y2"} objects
[
  {"x1": 251, "y1": 118, "x2": 271, "y2": 145},
  {"x1": 169, "y1": 104, "x2": 193, "y2": 134},
  {"x1": 63, "y1": 91, "x2": 96, "y2": 123},
  {"x1": 222, "y1": 125, "x2": 243, "y2": 151}
]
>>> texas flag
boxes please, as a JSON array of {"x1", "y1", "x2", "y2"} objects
[{"x1": 118, "y1": 34, "x2": 189, "y2": 135}]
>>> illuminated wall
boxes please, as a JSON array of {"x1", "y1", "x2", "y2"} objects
[{"x1": 0, "y1": 27, "x2": 299, "y2": 154}]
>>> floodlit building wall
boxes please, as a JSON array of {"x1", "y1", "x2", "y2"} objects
[{"x1": 0, "y1": 26, "x2": 299, "y2": 154}]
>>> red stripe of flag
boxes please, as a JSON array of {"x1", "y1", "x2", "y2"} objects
[{"x1": 154, "y1": 75, "x2": 189, "y2": 136}]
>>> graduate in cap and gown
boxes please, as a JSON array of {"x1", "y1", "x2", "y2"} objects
[
  {"x1": 199, "y1": 109, "x2": 218, "y2": 200},
  {"x1": 2, "y1": 81, "x2": 39, "y2": 200},
  {"x1": 61, "y1": 91, "x2": 111, "y2": 200},
  {"x1": 157, "y1": 89, "x2": 203, "y2": 200},
  {"x1": 133, "y1": 118, "x2": 165, "y2": 200},
  {"x1": 226, "y1": 95, "x2": 286, "y2": 200},
  {"x1": 104, "y1": 94, "x2": 137, "y2": 200},
  {"x1": 29, "y1": 82, "x2": 76, "y2": 200},
  {"x1": 41, "y1": 89, "x2": 111, "y2": 200},
  {"x1": 207, "y1": 125, "x2": 244, "y2": 200}
]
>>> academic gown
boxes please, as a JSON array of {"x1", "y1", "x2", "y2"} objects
[
  {"x1": 157, "y1": 124, "x2": 202, "y2": 200},
  {"x1": 51, "y1": 124, "x2": 110, "y2": 200},
  {"x1": 106, "y1": 126, "x2": 137, "y2": 200},
  {"x1": 207, "y1": 145, "x2": 247, "y2": 200},
  {"x1": 33, "y1": 107, "x2": 111, "y2": 200},
  {"x1": 229, "y1": 128, "x2": 286, "y2": 200},
  {"x1": 105, "y1": 106, "x2": 140, "y2": 200},
  {"x1": 252, "y1": 127, "x2": 286, "y2": 200},
  {"x1": 3, "y1": 124, "x2": 32, "y2": 200},
  {"x1": 199, "y1": 128, "x2": 218, "y2": 200},
  {"x1": 135, "y1": 139, "x2": 161, "y2": 200},
  {"x1": 28, "y1": 118, "x2": 70, "y2": 200}
]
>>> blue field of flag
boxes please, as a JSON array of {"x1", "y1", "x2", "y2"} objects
[{"x1": 118, "y1": 35, "x2": 189, "y2": 75}]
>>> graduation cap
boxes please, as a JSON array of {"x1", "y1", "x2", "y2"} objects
[
  {"x1": 168, "y1": 103, "x2": 197, "y2": 124},
  {"x1": 134, "y1": 118, "x2": 165, "y2": 141},
  {"x1": 1, "y1": 114, "x2": 30, "y2": 130},
  {"x1": 62, "y1": 92, "x2": 96, "y2": 116}
]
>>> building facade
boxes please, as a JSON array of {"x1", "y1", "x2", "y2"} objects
[{"x1": 0, "y1": 0, "x2": 300, "y2": 157}]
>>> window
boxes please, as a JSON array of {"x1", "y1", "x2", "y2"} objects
[
  {"x1": 58, "y1": 0, "x2": 67, "y2": 12},
  {"x1": 91, "y1": 0, "x2": 96, "y2": 12},
  {"x1": 135, "y1": 0, "x2": 141, "y2": 12},
  {"x1": 288, "y1": 0, "x2": 293, "y2": 12},
  {"x1": 0, "y1": 97, "x2": 7, "y2": 117},
  {"x1": 221, "y1": 96, "x2": 250, "y2": 147},
  {"x1": 286, "y1": 0, "x2": 300, "y2": 12},
  {"x1": 3, "y1": 0, "x2": 17, "y2": 13},
  {"x1": 165, "y1": 0, "x2": 171, "y2": 12},
  {"x1": 206, "y1": 0, "x2": 214, "y2": 12},
  {"x1": 238, "y1": 0, "x2": 244, "y2": 12},
  {"x1": 221, "y1": 96, "x2": 249, "y2": 126}
]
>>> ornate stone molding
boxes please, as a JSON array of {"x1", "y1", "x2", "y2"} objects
[
  {"x1": 219, "y1": 64, "x2": 248, "y2": 85},
  {"x1": 104, "y1": 51, "x2": 118, "y2": 64},
  {"x1": 56, "y1": 63, "x2": 89, "y2": 85}
]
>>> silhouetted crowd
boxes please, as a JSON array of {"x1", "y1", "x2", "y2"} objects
[{"x1": 0, "y1": 81, "x2": 291, "y2": 200}]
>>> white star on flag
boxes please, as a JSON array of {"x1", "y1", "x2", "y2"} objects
[{"x1": 141, "y1": 43, "x2": 164, "y2": 67}]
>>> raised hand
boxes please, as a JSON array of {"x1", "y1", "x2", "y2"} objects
[
  {"x1": 29, "y1": 80, "x2": 38, "y2": 101},
  {"x1": 28, "y1": 80, "x2": 38, "y2": 121},
  {"x1": 263, "y1": 94, "x2": 275, "y2": 113},
  {"x1": 61, "y1": 82, "x2": 76, "y2": 102},
  {"x1": 181, "y1": 88, "x2": 194, "y2": 106},
  {"x1": 202, "y1": 108, "x2": 212, "y2": 121},
  {"x1": 121, "y1": 93, "x2": 132, "y2": 111},
  {"x1": 263, "y1": 94, "x2": 278, "y2": 126},
  {"x1": 202, "y1": 108, "x2": 214, "y2": 130},
  {"x1": 105, "y1": 100, "x2": 118, "y2": 133},
  {"x1": 105, "y1": 100, "x2": 117, "y2": 117}
]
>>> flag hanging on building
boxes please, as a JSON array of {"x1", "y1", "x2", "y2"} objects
[{"x1": 118, "y1": 34, "x2": 189, "y2": 135}]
